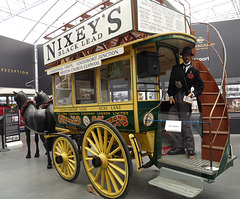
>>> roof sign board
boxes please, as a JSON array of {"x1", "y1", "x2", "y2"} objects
[
  {"x1": 137, "y1": 0, "x2": 190, "y2": 34},
  {"x1": 43, "y1": 0, "x2": 133, "y2": 65},
  {"x1": 43, "y1": 0, "x2": 190, "y2": 66}
]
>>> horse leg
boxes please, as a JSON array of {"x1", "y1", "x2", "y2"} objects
[
  {"x1": 34, "y1": 133, "x2": 40, "y2": 158},
  {"x1": 40, "y1": 135, "x2": 52, "y2": 169},
  {"x1": 25, "y1": 127, "x2": 31, "y2": 158}
]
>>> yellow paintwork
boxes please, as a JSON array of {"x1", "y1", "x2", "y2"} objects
[
  {"x1": 54, "y1": 103, "x2": 133, "y2": 112},
  {"x1": 82, "y1": 121, "x2": 131, "y2": 198},
  {"x1": 121, "y1": 131, "x2": 155, "y2": 152},
  {"x1": 129, "y1": 134, "x2": 142, "y2": 172},
  {"x1": 52, "y1": 135, "x2": 79, "y2": 181}
]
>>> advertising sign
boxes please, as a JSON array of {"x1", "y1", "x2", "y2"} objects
[
  {"x1": 137, "y1": 0, "x2": 190, "y2": 34},
  {"x1": 47, "y1": 47, "x2": 124, "y2": 75},
  {"x1": 43, "y1": 0, "x2": 133, "y2": 65}
]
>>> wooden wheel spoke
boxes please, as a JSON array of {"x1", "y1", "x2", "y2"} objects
[
  {"x1": 107, "y1": 168, "x2": 119, "y2": 192},
  {"x1": 108, "y1": 165, "x2": 124, "y2": 186},
  {"x1": 97, "y1": 127, "x2": 104, "y2": 152},
  {"x1": 67, "y1": 149, "x2": 74, "y2": 156},
  {"x1": 88, "y1": 166, "x2": 95, "y2": 172},
  {"x1": 105, "y1": 168, "x2": 112, "y2": 193},
  {"x1": 108, "y1": 158, "x2": 125, "y2": 162},
  {"x1": 68, "y1": 162, "x2": 74, "y2": 174},
  {"x1": 68, "y1": 155, "x2": 75, "y2": 159},
  {"x1": 61, "y1": 164, "x2": 65, "y2": 173},
  {"x1": 106, "y1": 135, "x2": 115, "y2": 155},
  {"x1": 87, "y1": 137, "x2": 100, "y2": 153},
  {"x1": 103, "y1": 129, "x2": 108, "y2": 153},
  {"x1": 54, "y1": 151, "x2": 61, "y2": 156},
  {"x1": 85, "y1": 147, "x2": 99, "y2": 156},
  {"x1": 85, "y1": 156, "x2": 95, "y2": 161},
  {"x1": 65, "y1": 166, "x2": 70, "y2": 176},
  {"x1": 56, "y1": 145, "x2": 62, "y2": 153},
  {"x1": 108, "y1": 162, "x2": 126, "y2": 176},
  {"x1": 66, "y1": 143, "x2": 70, "y2": 153},
  {"x1": 107, "y1": 146, "x2": 121, "y2": 157},
  {"x1": 91, "y1": 130, "x2": 101, "y2": 152},
  {"x1": 68, "y1": 159, "x2": 76, "y2": 164},
  {"x1": 59, "y1": 141, "x2": 64, "y2": 151},
  {"x1": 63, "y1": 141, "x2": 67, "y2": 151},
  {"x1": 95, "y1": 167, "x2": 102, "y2": 182},
  {"x1": 101, "y1": 168, "x2": 105, "y2": 189}
]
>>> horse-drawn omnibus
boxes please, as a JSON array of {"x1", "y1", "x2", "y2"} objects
[{"x1": 40, "y1": 0, "x2": 236, "y2": 198}]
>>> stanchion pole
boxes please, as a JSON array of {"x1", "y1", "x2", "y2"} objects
[{"x1": 0, "y1": 121, "x2": 10, "y2": 152}]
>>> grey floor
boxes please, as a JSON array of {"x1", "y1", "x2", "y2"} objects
[{"x1": 0, "y1": 133, "x2": 239, "y2": 199}]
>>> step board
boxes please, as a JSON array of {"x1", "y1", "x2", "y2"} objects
[
  {"x1": 149, "y1": 167, "x2": 204, "y2": 198},
  {"x1": 158, "y1": 153, "x2": 219, "y2": 176}
]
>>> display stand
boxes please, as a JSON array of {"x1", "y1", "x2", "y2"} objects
[{"x1": 4, "y1": 108, "x2": 22, "y2": 148}]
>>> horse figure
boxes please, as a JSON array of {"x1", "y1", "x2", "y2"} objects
[
  {"x1": 34, "y1": 90, "x2": 56, "y2": 134},
  {"x1": 14, "y1": 91, "x2": 54, "y2": 169}
]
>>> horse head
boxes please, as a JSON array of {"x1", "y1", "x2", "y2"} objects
[
  {"x1": 35, "y1": 90, "x2": 49, "y2": 108},
  {"x1": 13, "y1": 91, "x2": 29, "y2": 109}
]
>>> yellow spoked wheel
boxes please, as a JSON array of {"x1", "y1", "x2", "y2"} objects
[
  {"x1": 82, "y1": 120, "x2": 133, "y2": 199},
  {"x1": 52, "y1": 135, "x2": 80, "y2": 182}
]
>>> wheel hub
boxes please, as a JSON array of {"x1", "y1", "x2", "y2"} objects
[
  {"x1": 92, "y1": 153, "x2": 108, "y2": 168},
  {"x1": 55, "y1": 155, "x2": 63, "y2": 164},
  {"x1": 55, "y1": 152, "x2": 68, "y2": 164}
]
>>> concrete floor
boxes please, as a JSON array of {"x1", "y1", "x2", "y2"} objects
[{"x1": 0, "y1": 133, "x2": 239, "y2": 199}]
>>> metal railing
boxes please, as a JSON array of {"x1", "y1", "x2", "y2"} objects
[{"x1": 192, "y1": 22, "x2": 228, "y2": 167}]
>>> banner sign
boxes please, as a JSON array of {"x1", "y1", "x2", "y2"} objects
[
  {"x1": 47, "y1": 47, "x2": 124, "y2": 75},
  {"x1": 137, "y1": 0, "x2": 190, "y2": 34},
  {"x1": 43, "y1": 0, "x2": 132, "y2": 65}
]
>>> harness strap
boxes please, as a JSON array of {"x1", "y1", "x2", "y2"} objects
[
  {"x1": 21, "y1": 100, "x2": 35, "y2": 116},
  {"x1": 40, "y1": 98, "x2": 53, "y2": 109}
]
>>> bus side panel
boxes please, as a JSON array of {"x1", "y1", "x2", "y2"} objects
[{"x1": 54, "y1": 110, "x2": 135, "y2": 133}]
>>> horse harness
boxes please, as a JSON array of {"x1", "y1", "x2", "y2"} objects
[
  {"x1": 20, "y1": 100, "x2": 35, "y2": 117},
  {"x1": 40, "y1": 98, "x2": 53, "y2": 109}
]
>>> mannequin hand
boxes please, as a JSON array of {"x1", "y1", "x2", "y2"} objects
[
  {"x1": 169, "y1": 97, "x2": 175, "y2": 104},
  {"x1": 187, "y1": 92, "x2": 193, "y2": 98}
]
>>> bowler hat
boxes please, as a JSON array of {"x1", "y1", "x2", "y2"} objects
[{"x1": 181, "y1": 47, "x2": 194, "y2": 56}]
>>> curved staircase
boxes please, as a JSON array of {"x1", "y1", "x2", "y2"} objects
[{"x1": 192, "y1": 60, "x2": 230, "y2": 162}]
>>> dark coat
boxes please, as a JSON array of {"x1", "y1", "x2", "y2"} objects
[{"x1": 167, "y1": 63, "x2": 204, "y2": 98}]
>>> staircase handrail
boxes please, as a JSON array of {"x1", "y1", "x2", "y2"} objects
[{"x1": 192, "y1": 23, "x2": 228, "y2": 166}]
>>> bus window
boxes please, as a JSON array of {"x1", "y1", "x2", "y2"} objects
[
  {"x1": 100, "y1": 59, "x2": 131, "y2": 103},
  {"x1": 138, "y1": 77, "x2": 158, "y2": 100},
  {"x1": 75, "y1": 69, "x2": 96, "y2": 104},
  {"x1": 54, "y1": 74, "x2": 72, "y2": 106}
]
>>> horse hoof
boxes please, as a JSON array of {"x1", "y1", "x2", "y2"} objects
[
  {"x1": 34, "y1": 154, "x2": 40, "y2": 158},
  {"x1": 47, "y1": 165, "x2": 52, "y2": 169},
  {"x1": 26, "y1": 155, "x2": 31, "y2": 158}
]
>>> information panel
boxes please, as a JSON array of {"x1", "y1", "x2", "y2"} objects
[
  {"x1": 137, "y1": 0, "x2": 190, "y2": 34},
  {"x1": 4, "y1": 108, "x2": 20, "y2": 143}
]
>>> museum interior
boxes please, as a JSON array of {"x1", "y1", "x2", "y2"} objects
[{"x1": 0, "y1": 1, "x2": 240, "y2": 199}]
